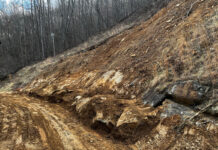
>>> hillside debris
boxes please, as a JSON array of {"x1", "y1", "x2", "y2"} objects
[{"x1": 0, "y1": 0, "x2": 217, "y2": 149}]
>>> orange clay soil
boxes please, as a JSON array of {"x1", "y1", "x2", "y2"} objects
[{"x1": 0, "y1": 0, "x2": 218, "y2": 149}]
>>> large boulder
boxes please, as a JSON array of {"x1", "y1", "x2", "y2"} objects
[
  {"x1": 142, "y1": 80, "x2": 210, "y2": 107},
  {"x1": 167, "y1": 80, "x2": 210, "y2": 106},
  {"x1": 115, "y1": 106, "x2": 159, "y2": 139},
  {"x1": 142, "y1": 89, "x2": 166, "y2": 107},
  {"x1": 160, "y1": 99, "x2": 196, "y2": 119}
]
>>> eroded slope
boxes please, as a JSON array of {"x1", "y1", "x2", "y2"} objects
[
  {"x1": 24, "y1": 0, "x2": 218, "y2": 113},
  {"x1": 0, "y1": 0, "x2": 218, "y2": 149}
]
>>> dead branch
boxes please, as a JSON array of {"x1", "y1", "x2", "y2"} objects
[
  {"x1": 176, "y1": 98, "x2": 217, "y2": 132},
  {"x1": 186, "y1": 0, "x2": 201, "y2": 17}
]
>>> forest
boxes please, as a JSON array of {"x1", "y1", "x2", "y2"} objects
[{"x1": 0, "y1": 0, "x2": 167, "y2": 78}]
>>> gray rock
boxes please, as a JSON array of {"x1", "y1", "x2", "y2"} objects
[
  {"x1": 167, "y1": 80, "x2": 210, "y2": 106},
  {"x1": 161, "y1": 100, "x2": 196, "y2": 119},
  {"x1": 142, "y1": 89, "x2": 166, "y2": 107}
]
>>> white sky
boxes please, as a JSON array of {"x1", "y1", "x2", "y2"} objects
[
  {"x1": 5, "y1": 0, "x2": 57, "y2": 6},
  {"x1": 6, "y1": 0, "x2": 11, "y2": 5}
]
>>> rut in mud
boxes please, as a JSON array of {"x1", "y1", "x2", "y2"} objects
[{"x1": 0, "y1": 93, "x2": 131, "y2": 150}]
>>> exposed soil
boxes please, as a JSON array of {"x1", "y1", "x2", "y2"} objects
[
  {"x1": 0, "y1": 0, "x2": 217, "y2": 149},
  {"x1": 0, "y1": 93, "x2": 217, "y2": 150},
  {"x1": 0, "y1": 93, "x2": 132, "y2": 150}
]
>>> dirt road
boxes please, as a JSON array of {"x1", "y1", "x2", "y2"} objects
[{"x1": 0, "y1": 93, "x2": 129, "y2": 150}]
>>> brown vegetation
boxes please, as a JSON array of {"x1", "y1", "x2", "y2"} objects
[{"x1": 0, "y1": 0, "x2": 217, "y2": 149}]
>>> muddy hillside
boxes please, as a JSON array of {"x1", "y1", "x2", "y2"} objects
[{"x1": 0, "y1": 0, "x2": 217, "y2": 149}]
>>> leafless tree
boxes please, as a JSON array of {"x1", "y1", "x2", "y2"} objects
[{"x1": 0, "y1": 0, "x2": 170, "y2": 78}]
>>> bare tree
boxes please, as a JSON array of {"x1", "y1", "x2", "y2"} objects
[{"x1": 0, "y1": 0, "x2": 170, "y2": 78}]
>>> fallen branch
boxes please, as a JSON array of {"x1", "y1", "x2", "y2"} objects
[
  {"x1": 176, "y1": 98, "x2": 217, "y2": 132},
  {"x1": 186, "y1": 0, "x2": 201, "y2": 17}
]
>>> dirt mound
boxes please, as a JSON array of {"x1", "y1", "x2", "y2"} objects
[{"x1": 0, "y1": 0, "x2": 217, "y2": 149}]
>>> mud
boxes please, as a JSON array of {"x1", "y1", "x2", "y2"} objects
[{"x1": 0, "y1": 0, "x2": 217, "y2": 149}]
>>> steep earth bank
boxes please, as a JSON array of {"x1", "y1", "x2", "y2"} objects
[
  {"x1": 0, "y1": 0, "x2": 171, "y2": 81},
  {"x1": 0, "y1": 0, "x2": 217, "y2": 149}
]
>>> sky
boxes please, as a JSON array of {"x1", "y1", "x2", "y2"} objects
[
  {"x1": 0, "y1": 0, "x2": 6, "y2": 9},
  {"x1": 6, "y1": 0, "x2": 11, "y2": 4},
  {"x1": 0, "y1": 0, "x2": 57, "y2": 11},
  {"x1": 0, "y1": 0, "x2": 33, "y2": 10}
]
